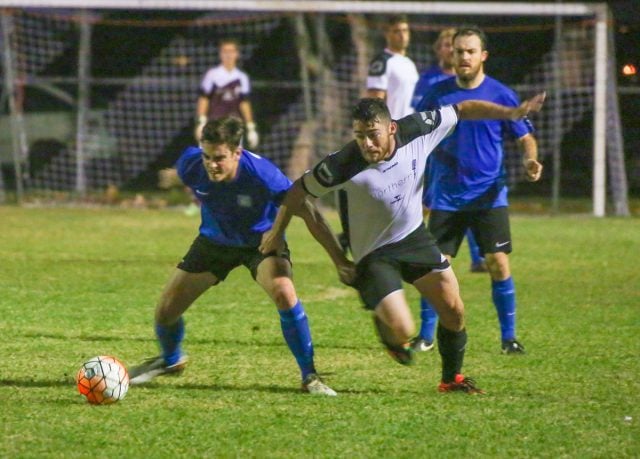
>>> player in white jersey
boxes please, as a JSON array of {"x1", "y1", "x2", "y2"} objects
[
  {"x1": 337, "y1": 14, "x2": 419, "y2": 253},
  {"x1": 260, "y1": 95, "x2": 545, "y2": 393},
  {"x1": 195, "y1": 38, "x2": 259, "y2": 148},
  {"x1": 366, "y1": 15, "x2": 419, "y2": 119}
]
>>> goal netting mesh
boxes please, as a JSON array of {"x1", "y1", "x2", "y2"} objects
[{"x1": 0, "y1": 5, "x2": 628, "y2": 214}]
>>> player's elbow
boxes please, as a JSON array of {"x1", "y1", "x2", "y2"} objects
[{"x1": 284, "y1": 180, "x2": 309, "y2": 215}]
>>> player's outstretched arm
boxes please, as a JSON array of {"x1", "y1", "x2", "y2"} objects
[
  {"x1": 457, "y1": 92, "x2": 546, "y2": 121},
  {"x1": 259, "y1": 179, "x2": 307, "y2": 255},
  {"x1": 295, "y1": 197, "x2": 356, "y2": 286},
  {"x1": 260, "y1": 179, "x2": 356, "y2": 285}
]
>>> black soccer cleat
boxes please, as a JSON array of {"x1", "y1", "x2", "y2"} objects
[
  {"x1": 128, "y1": 355, "x2": 188, "y2": 385},
  {"x1": 373, "y1": 316, "x2": 415, "y2": 365},
  {"x1": 501, "y1": 339, "x2": 526, "y2": 354}
]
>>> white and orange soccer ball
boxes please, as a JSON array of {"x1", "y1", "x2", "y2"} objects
[{"x1": 76, "y1": 356, "x2": 129, "y2": 405}]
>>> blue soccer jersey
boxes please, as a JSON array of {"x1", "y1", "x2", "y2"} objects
[
  {"x1": 416, "y1": 76, "x2": 533, "y2": 211},
  {"x1": 176, "y1": 146, "x2": 292, "y2": 247},
  {"x1": 411, "y1": 64, "x2": 454, "y2": 109}
]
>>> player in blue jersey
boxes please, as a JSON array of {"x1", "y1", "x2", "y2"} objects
[
  {"x1": 260, "y1": 94, "x2": 544, "y2": 393},
  {"x1": 415, "y1": 26, "x2": 543, "y2": 355},
  {"x1": 129, "y1": 117, "x2": 351, "y2": 396},
  {"x1": 411, "y1": 27, "x2": 457, "y2": 109},
  {"x1": 410, "y1": 27, "x2": 488, "y2": 354}
]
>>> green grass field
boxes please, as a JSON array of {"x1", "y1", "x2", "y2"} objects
[{"x1": 1, "y1": 206, "x2": 638, "y2": 458}]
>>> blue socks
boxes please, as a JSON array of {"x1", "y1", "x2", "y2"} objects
[
  {"x1": 492, "y1": 276, "x2": 516, "y2": 341},
  {"x1": 418, "y1": 298, "x2": 438, "y2": 343},
  {"x1": 279, "y1": 301, "x2": 315, "y2": 380},
  {"x1": 466, "y1": 228, "x2": 484, "y2": 265},
  {"x1": 420, "y1": 276, "x2": 518, "y2": 344},
  {"x1": 156, "y1": 316, "x2": 185, "y2": 366}
]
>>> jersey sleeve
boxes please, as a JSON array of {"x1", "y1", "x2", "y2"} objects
[
  {"x1": 247, "y1": 152, "x2": 292, "y2": 205},
  {"x1": 302, "y1": 142, "x2": 365, "y2": 198},
  {"x1": 396, "y1": 105, "x2": 459, "y2": 147},
  {"x1": 366, "y1": 53, "x2": 390, "y2": 91},
  {"x1": 176, "y1": 147, "x2": 203, "y2": 187},
  {"x1": 239, "y1": 71, "x2": 251, "y2": 96},
  {"x1": 199, "y1": 69, "x2": 215, "y2": 96}
]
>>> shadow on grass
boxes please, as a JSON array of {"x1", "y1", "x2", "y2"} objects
[
  {"x1": 138, "y1": 381, "x2": 389, "y2": 395},
  {"x1": 0, "y1": 378, "x2": 72, "y2": 388},
  {"x1": 0, "y1": 377, "x2": 396, "y2": 396},
  {"x1": 18, "y1": 331, "x2": 373, "y2": 351}
]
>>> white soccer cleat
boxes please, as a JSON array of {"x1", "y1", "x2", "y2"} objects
[
  {"x1": 410, "y1": 337, "x2": 435, "y2": 352},
  {"x1": 302, "y1": 373, "x2": 337, "y2": 396}
]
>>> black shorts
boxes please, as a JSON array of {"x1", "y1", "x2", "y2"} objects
[
  {"x1": 428, "y1": 207, "x2": 512, "y2": 257},
  {"x1": 177, "y1": 235, "x2": 291, "y2": 281},
  {"x1": 354, "y1": 225, "x2": 450, "y2": 310}
]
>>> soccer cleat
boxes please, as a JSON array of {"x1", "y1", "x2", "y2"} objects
[
  {"x1": 502, "y1": 339, "x2": 526, "y2": 354},
  {"x1": 470, "y1": 260, "x2": 489, "y2": 273},
  {"x1": 410, "y1": 337, "x2": 435, "y2": 352},
  {"x1": 302, "y1": 374, "x2": 337, "y2": 396},
  {"x1": 372, "y1": 316, "x2": 415, "y2": 365},
  {"x1": 383, "y1": 342, "x2": 415, "y2": 366},
  {"x1": 438, "y1": 374, "x2": 485, "y2": 394},
  {"x1": 128, "y1": 355, "x2": 188, "y2": 385}
]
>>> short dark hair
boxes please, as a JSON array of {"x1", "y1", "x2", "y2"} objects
[
  {"x1": 385, "y1": 14, "x2": 409, "y2": 29},
  {"x1": 352, "y1": 98, "x2": 392, "y2": 124},
  {"x1": 201, "y1": 116, "x2": 244, "y2": 147},
  {"x1": 453, "y1": 25, "x2": 488, "y2": 51}
]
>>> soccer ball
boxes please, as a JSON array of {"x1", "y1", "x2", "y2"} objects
[{"x1": 76, "y1": 355, "x2": 129, "y2": 405}]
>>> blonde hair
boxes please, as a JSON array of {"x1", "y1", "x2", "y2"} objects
[{"x1": 433, "y1": 27, "x2": 457, "y2": 53}]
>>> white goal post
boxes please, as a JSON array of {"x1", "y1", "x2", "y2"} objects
[{"x1": 0, "y1": 1, "x2": 623, "y2": 216}]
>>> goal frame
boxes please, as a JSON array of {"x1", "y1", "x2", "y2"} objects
[{"x1": 0, "y1": 0, "x2": 611, "y2": 216}]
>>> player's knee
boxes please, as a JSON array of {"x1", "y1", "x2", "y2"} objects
[
  {"x1": 383, "y1": 315, "x2": 415, "y2": 343},
  {"x1": 438, "y1": 297, "x2": 465, "y2": 331},
  {"x1": 485, "y1": 253, "x2": 510, "y2": 280},
  {"x1": 270, "y1": 280, "x2": 298, "y2": 310}
]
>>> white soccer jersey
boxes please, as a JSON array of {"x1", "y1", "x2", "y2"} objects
[
  {"x1": 366, "y1": 49, "x2": 419, "y2": 119},
  {"x1": 302, "y1": 105, "x2": 458, "y2": 263}
]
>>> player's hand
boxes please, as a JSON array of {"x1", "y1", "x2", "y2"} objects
[
  {"x1": 512, "y1": 92, "x2": 546, "y2": 120},
  {"x1": 158, "y1": 168, "x2": 181, "y2": 189},
  {"x1": 259, "y1": 229, "x2": 284, "y2": 255},
  {"x1": 336, "y1": 259, "x2": 357, "y2": 286},
  {"x1": 524, "y1": 158, "x2": 543, "y2": 182},
  {"x1": 246, "y1": 122, "x2": 259, "y2": 149}
]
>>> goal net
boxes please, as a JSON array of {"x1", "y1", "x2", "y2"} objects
[{"x1": 0, "y1": 1, "x2": 628, "y2": 215}]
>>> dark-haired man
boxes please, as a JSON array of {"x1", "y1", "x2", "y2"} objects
[
  {"x1": 366, "y1": 14, "x2": 419, "y2": 119},
  {"x1": 130, "y1": 116, "x2": 344, "y2": 396},
  {"x1": 416, "y1": 26, "x2": 543, "y2": 355},
  {"x1": 261, "y1": 93, "x2": 545, "y2": 393}
]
